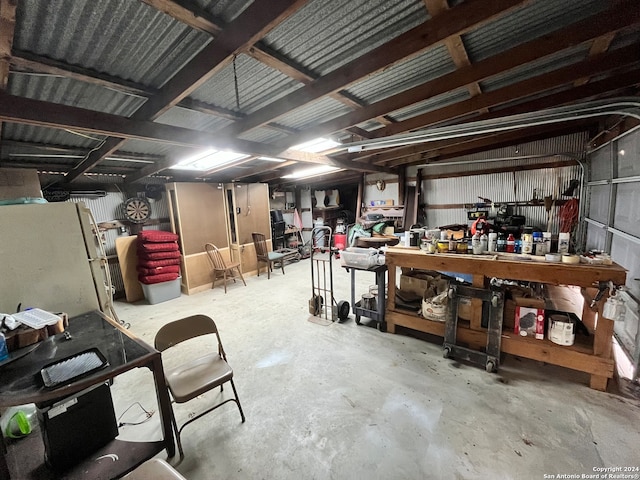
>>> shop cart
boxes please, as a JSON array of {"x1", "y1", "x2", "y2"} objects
[{"x1": 443, "y1": 283, "x2": 505, "y2": 372}]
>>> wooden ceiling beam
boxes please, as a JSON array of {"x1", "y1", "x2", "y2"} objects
[
  {"x1": 133, "y1": 0, "x2": 308, "y2": 120},
  {"x1": 139, "y1": 0, "x2": 222, "y2": 35},
  {"x1": 424, "y1": 0, "x2": 485, "y2": 105},
  {"x1": 367, "y1": 69, "x2": 640, "y2": 167},
  {"x1": 386, "y1": 120, "x2": 594, "y2": 168},
  {"x1": 272, "y1": 1, "x2": 640, "y2": 152},
  {"x1": 371, "y1": 43, "x2": 640, "y2": 138},
  {"x1": 0, "y1": 0, "x2": 17, "y2": 141},
  {"x1": 64, "y1": 0, "x2": 308, "y2": 183},
  {"x1": 214, "y1": 0, "x2": 530, "y2": 138},
  {"x1": 10, "y1": 50, "x2": 156, "y2": 97},
  {"x1": 574, "y1": 32, "x2": 616, "y2": 87}
]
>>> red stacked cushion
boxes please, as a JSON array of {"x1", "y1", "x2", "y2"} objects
[{"x1": 137, "y1": 230, "x2": 181, "y2": 284}]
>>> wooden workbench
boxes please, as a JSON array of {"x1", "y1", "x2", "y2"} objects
[{"x1": 384, "y1": 247, "x2": 628, "y2": 391}]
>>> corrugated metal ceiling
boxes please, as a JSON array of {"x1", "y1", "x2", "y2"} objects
[
  {"x1": 192, "y1": 54, "x2": 303, "y2": 115},
  {"x1": 262, "y1": 0, "x2": 428, "y2": 76},
  {"x1": 463, "y1": 0, "x2": 607, "y2": 63},
  {"x1": 14, "y1": 0, "x2": 211, "y2": 89}
]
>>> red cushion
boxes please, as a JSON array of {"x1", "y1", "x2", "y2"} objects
[
  {"x1": 137, "y1": 258, "x2": 182, "y2": 268},
  {"x1": 138, "y1": 250, "x2": 181, "y2": 260},
  {"x1": 138, "y1": 272, "x2": 180, "y2": 284},
  {"x1": 137, "y1": 265, "x2": 181, "y2": 276},
  {"x1": 138, "y1": 242, "x2": 179, "y2": 253},
  {"x1": 138, "y1": 230, "x2": 179, "y2": 243}
]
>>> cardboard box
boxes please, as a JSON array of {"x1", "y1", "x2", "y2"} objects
[
  {"x1": 515, "y1": 306, "x2": 545, "y2": 339},
  {"x1": 503, "y1": 286, "x2": 545, "y2": 330},
  {"x1": 0, "y1": 168, "x2": 42, "y2": 200}
]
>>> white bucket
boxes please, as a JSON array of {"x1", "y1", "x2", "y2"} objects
[{"x1": 548, "y1": 314, "x2": 575, "y2": 346}]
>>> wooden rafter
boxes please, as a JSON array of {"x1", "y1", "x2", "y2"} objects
[
  {"x1": 64, "y1": 0, "x2": 309, "y2": 183},
  {"x1": 574, "y1": 32, "x2": 617, "y2": 87},
  {"x1": 271, "y1": 2, "x2": 640, "y2": 152},
  {"x1": 341, "y1": 72, "x2": 640, "y2": 169},
  {"x1": 213, "y1": 0, "x2": 529, "y2": 138},
  {"x1": 0, "y1": 0, "x2": 17, "y2": 141},
  {"x1": 423, "y1": 0, "x2": 485, "y2": 107},
  {"x1": 359, "y1": 68, "x2": 640, "y2": 167},
  {"x1": 370, "y1": 44, "x2": 640, "y2": 138},
  {"x1": 0, "y1": 91, "x2": 388, "y2": 176},
  {"x1": 140, "y1": 1, "x2": 377, "y2": 138}
]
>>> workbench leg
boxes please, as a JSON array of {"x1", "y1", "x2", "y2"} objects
[
  {"x1": 590, "y1": 295, "x2": 616, "y2": 391},
  {"x1": 386, "y1": 263, "x2": 396, "y2": 334},
  {"x1": 589, "y1": 375, "x2": 608, "y2": 391}
]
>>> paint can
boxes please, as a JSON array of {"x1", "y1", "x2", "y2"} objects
[{"x1": 548, "y1": 313, "x2": 576, "y2": 346}]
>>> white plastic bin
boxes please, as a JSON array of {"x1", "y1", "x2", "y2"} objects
[{"x1": 140, "y1": 276, "x2": 181, "y2": 305}]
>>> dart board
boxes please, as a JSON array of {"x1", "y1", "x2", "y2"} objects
[{"x1": 123, "y1": 197, "x2": 151, "y2": 224}]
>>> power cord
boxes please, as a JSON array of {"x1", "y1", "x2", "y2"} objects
[{"x1": 117, "y1": 402, "x2": 155, "y2": 428}]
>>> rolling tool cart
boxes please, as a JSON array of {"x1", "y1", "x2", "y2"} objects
[
  {"x1": 443, "y1": 283, "x2": 505, "y2": 373},
  {"x1": 309, "y1": 226, "x2": 350, "y2": 322},
  {"x1": 342, "y1": 262, "x2": 387, "y2": 332}
]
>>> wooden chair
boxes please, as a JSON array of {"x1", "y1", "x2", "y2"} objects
[
  {"x1": 205, "y1": 243, "x2": 246, "y2": 293},
  {"x1": 252, "y1": 232, "x2": 285, "y2": 279},
  {"x1": 155, "y1": 314, "x2": 245, "y2": 459}
]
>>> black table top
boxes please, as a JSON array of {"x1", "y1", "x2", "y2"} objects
[{"x1": 0, "y1": 310, "x2": 154, "y2": 407}]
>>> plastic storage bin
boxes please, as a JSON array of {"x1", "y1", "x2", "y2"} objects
[
  {"x1": 340, "y1": 247, "x2": 379, "y2": 269},
  {"x1": 140, "y1": 276, "x2": 182, "y2": 305}
]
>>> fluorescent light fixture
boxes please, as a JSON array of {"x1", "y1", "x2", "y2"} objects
[
  {"x1": 282, "y1": 165, "x2": 340, "y2": 179},
  {"x1": 171, "y1": 149, "x2": 249, "y2": 171},
  {"x1": 257, "y1": 156, "x2": 286, "y2": 163},
  {"x1": 291, "y1": 137, "x2": 340, "y2": 153}
]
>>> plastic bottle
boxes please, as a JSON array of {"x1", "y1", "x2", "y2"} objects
[
  {"x1": 522, "y1": 228, "x2": 533, "y2": 254},
  {"x1": 497, "y1": 233, "x2": 506, "y2": 252},
  {"x1": 472, "y1": 232, "x2": 481, "y2": 254},
  {"x1": 506, "y1": 233, "x2": 515, "y2": 253},
  {"x1": 558, "y1": 232, "x2": 570, "y2": 254},
  {"x1": 0, "y1": 332, "x2": 8, "y2": 362},
  {"x1": 488, "y1": 232, "x2": 497, "y2": 252},
  {"x1": 515, "y1": 238, "x2": 522, "y2": 254},
  {"x1": 0, "y1": 404, "x2": 37, "y2": 439},
  {"x1": 480, "y1": 233, "x2": 488, "y2": 253}
]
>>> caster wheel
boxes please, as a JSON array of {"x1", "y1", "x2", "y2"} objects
[
  {"x1": 337, "y1": 300, "x2": 350, "y2": 321},
  {"x1": 355, "y1": 315, "x2": 361, "y2": 325},
  {"x1": 443, "y1": 346, "x2": 451, "y2": 359},
  {"x1": 378, "y1": 321, "x2": 387, "y2": 333},
  {"x1": 486, "y1": 360, "x2": 495, "y2": 373}
]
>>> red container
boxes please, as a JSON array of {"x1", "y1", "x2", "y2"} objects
[{"x1": 334, "y1": 234, "x2": 347, "y2": 250}]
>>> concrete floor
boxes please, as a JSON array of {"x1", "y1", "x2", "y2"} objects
[{"x1": 112, "y1": 258, "x2": 640, "y2": 480}]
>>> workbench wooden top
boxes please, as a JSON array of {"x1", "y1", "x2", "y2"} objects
[{"x1": 385, "y1": 247, "x2": 627, "y2": 288}]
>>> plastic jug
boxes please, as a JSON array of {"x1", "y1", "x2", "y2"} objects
[{"x1": 0, "y1": 404, "x2": 37, "y2": 439}]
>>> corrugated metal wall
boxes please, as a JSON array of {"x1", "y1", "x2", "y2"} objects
[
  {"x1": 416, "y1": 133, "x2": 587, "y2": 235},
  {"x1": 67, "y1": 190, "x2": 172, "y2": 297},
  {"x1": 423, "y1": 165, "x2": 580, "y2": 235}
]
